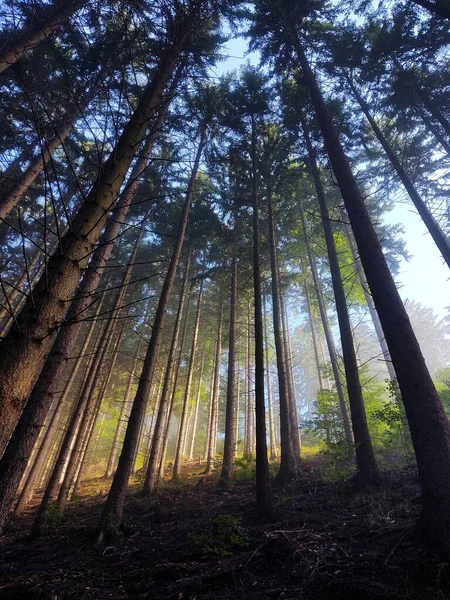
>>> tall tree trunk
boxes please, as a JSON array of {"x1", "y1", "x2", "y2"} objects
[
  {"x1": 280, "y1": 293, "x2": 301, "y2": 461},
  {"x1": 244, "y1": 303, "x2": 252, "y2": 457},
  {"x1": 158, "y1": 285, "x2": 194, "y2": 486},
  {"x1": 300, "y1": 120, "x2": 378, "y2": 482},
  {"x1": 267, "y1": 191, "x2": 298, "y2": 484},
  {"x1": 58, "y1": 314, "x2": 127, "y2": 513},
  {"x1": 143, "y1": 254, "x2": 191, "y2": 494},
  {"x1": 96, "y1": 131, "x2": 205, "y2": 544},
  {"x1": 30, "y1": 314, "x2": 109, "y2": 535},
  {"x1": 13, "y1": 287, "x2": 107, "y2": 516},
  {"x1": 345, "y1": 228, "x2": 397, "y2": 382},
  {"x1": 205, "y1": 302, "x2": 223, "y2": 473},
  {"x1": 105, "y1": 330, "x2": 145, "y2": 479},
  {"x1": 263, "y1": 297, "x2": 278, "y2": 460},
  {"x1": 293, "y1": 36, "x2": 450, "y2": 549},
  {"x1": 188, "y1": 346, "x2": 205, "y2": 462},
  {"x1": 251, "y1": 116, "x2": 273, "y2": 517},
  {"x1": 203, "y1": 347, "x2": 216, "y2": 463},
  {"x1": 301, "y1": 222, "x2": 353, "y2": 443},
  {"x1": 0, "y1": 0, "x2": 87, "y2": 73},
  {"x1": 234, "y1": 347, "x2": 241, "y2": 457},
  {"x1": 415, "y1": 105, "x2": 450, "y2": 155},
  {"x1": 0, "y1": 32, "x2": 187, "y2": 454},
  {"x1": 220, "y1": 251, "x2": 238, "y2": 486},
  {"x1": 347, "y1": 76, "x2": 450, "y2": 270},
  {"x1": 173, "y1": 279, "x2": 203, "y2": 480},
  {"x1": 303, "y1": 279, "x2": 324, "y2": 390}
]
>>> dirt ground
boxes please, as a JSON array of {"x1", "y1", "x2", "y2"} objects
[{"x1": 0, "y1": 458, "x2": 449, "y2": 599}]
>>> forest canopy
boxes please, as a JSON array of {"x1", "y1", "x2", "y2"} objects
[{"x1": 1, "y1": 0, "x2": 450, "y2": 597}]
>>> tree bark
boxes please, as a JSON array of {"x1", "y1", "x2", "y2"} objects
[
  {"x1": 267, "y1": 191, "x2": 298, "y2": 484},
  {"x1": 95, "y1": 130, "x2": 205, "y2": 544},
  {"x1": 345, "y1": 228, "x2": 397, "y2": 382},
  {"x1": 280, "y1": 293, "x2": 301, "y2": 460},
  {"x1": 294, "y1": 37, "x2": 450, "y2": 550},
  {"x1": 220, "y1": 251, "x2": 238, "y2": 486},
  {"x1": 188, "y1": 346, "x2": 205, "y2": 461},
  {"x1": 251, "y1": 115, "x2": 274, "y2": 517},
  {"x1": 263, "y1": 297, "x2": 278, "y2": 460},
  {"x1": 205, "y1": 301, "x2": 223, "y2": 473},
  {"x1": 58, "y1": 314, "x2": 127, "y2": 513},
  {"x1": 303, "y1": 279, "x2": 324, "y2": 390},
  {"x1": 105, "y1": 326, "x2": 146, "y2": 479},
  {"x1": 300, "y1": 120, "x2": 378, "y2": 482},
  {"x1": 301, "y1": 219, "x2": 353, "y2": 444},
  {"x1": 156, "y1": 288, "x2": 193, "y2": 490},
  {"x1": 143, "y1": 254, "x2": 191, "y2": 494},
  {"x1": 172, "y1": 279, "x2": 203, "y2": 480}
]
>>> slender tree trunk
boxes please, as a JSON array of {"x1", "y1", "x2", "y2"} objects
[
  {"x1": 251, "y1": 116, "x2": 273, "y2": 517},
  {"x1": 158, "y1": 286, "x2": 194, "y2": 484},
  {"x1": 280, "y1": 293, "x2": 301, "y2": 460},
  {"x1": 345, "y1": 228, "x2": 397, "y2": 382},
  {"x1": 263, "y1": 297, "x2": 278, "y2": 460},
  {"x1": 173, "y1": 279, "x2": 203, "y2": 480},
  {"x1": 58, "y1": 315, "x2": 127, "y2": 513},
  {"x1": 415, "y1": 105, "x2": 450, "y2": 155},
  {"x1": 0, "y1": 0, "x2": 88, "y2": 72},
  {"x1": 300, "y1": 121, "x2": 378, "y2": 481},
  {"x1": 188, "y1": 346, "x2": 205, "y2": 461},
  {"x1": 96, "y1": 131, "x2": 205, "y2": 544},
  {"x1": 303, "y1": 280, "x2": 324, "y2": 390},
  {"x1": 105, "y1": 332, "x2": 144, "y2": 479},
  {"x1": 203, "y1": 350, "x2": 215, "y2": 463},
  {"x1": 30, "y1": 314, "x2": 108, "y2": 535},
  {"x1": 267, "y1": 191, "x2": 298, "y2": 484},
  {"x1": 13, "y1": 289, "x2": 107, "y2": 516},
  {"x1": 0, "y1": 34, "x2": 187, "y2": 454},
  {"x1": 143, "y1": 253, "x2": 191, "y2": 493},
  {"x1": 220, "y1": 252, "x2": 238, "y2": 486},
  {"x1": 294, "y1": 37, "x2": 450, "y2": 549},
  {"x1": 0, "y1": 286, "x2": 108, "y2": 529},
  {"x1": 234, "y1": 347, "x2": 241, "y2": 457},
  {"x1": 244, "y1": 303, "x2": 252, "y2": 457},
  {"x1": 347, "y1": 76, "x2": 450, "y2": 269},
  {"x1": 301, "y1": 223, "x2": 353, "y2": 443},
  {"x1": 205, "y1": 302, "x2": 223, "y2": 473}
]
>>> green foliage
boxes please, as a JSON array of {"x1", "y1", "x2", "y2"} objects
[
  {"x1": 70, "y1": 492, "x2": 82, "y2": 508},
  {"x1": 233, "y1": 455, "x2": 256, "y2": 481},
  {"x1": 434, "y1": 365, "x2": 450, "y2": 415},
  {"x1": 370, "y1": 381, "x2": 412, "y2": 455},
  {"x1": 43, "y1": 502, "x2": 62, "y2": 533},
  {"x1": 187, "y1": 514, "x2": 250, "y2": 558}
]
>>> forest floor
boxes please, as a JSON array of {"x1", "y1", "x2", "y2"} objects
[{"x1": 0, "y1": 455, "x2": 449, "y2": 599}]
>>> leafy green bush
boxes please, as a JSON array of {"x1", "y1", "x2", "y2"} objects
[{"x1": 233, "y1": 455, "x2": 256, "y2": 481}]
